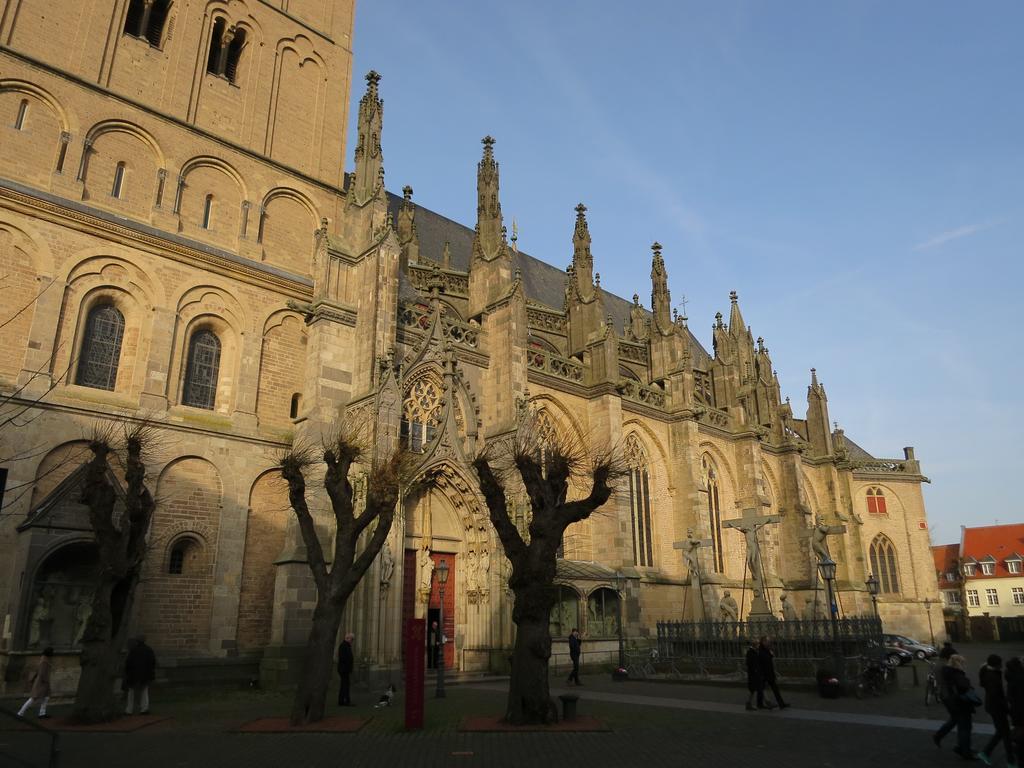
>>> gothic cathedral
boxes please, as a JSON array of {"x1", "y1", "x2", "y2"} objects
[{"x1": 0, "y1": 0, "x2": 939, "y2": 685}]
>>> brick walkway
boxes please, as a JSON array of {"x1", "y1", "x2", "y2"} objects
[{"x1": 2, "y1": 659, "x2": 1015, "y2": 768}]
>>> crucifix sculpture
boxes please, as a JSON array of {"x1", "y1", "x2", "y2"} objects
[
  {"x1": 723, "y1": 506, "x2": 781, "y2": 620},
  {"x1": 807, "y1": 513, "x2": 847, "y2": 584},
  {"x1": 673, "y1": 528, "x2": 713, "y2": 619}
]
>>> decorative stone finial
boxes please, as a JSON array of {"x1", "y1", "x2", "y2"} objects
[
  {"x1": 730, "y1": 290, "x2": 738, "y2": 303},
  {"x1": 366, "y1": 70, "x2": 381, "y2": 86},
  {"x1": 652, "y1": 241, "x2": 662, "y2": 256},
  {"x1": 595, "y1": 272, "x2": 601, "y2": 287},
  {"x1": 575, "y1": 203, "x2": 587, "y2": 217},
  {"x1": 633, "y1": 293, "x2": 639, "y2": 305},
  {"x1": 402, "y1": 185, "x2": 413, "y2": 201}
]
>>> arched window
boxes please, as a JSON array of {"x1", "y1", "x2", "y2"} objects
[
  {"x1": 182, "y1": 329, "x2": 221, "y2": 409},
  {"x1": 869, "y1": 535, "x2": 900, "y2": 594},
  {"x1": 289, "y1": 393, "x2": 302, "y2": 420},
  {"x1": 202, "y1": 194, "x2": 214, "y2": 229},
  {"x1": 401, "y1": 376, "x2": 442, "y2": 452},
  {"x1": 587, "y1": 588, "x2": 620, "y2": 637},
  {"x1": 123, "y1": 0, "x2": 171, "y2": 46},
  {"x1": 111, "y1": 162, "x2": 126, "y2": 199},
  {"x1": 207, "y1": 19, "x2": 246, "y2": 83},
  {"x1": 866, "y1": 487, "x2": 888, "y2": 515},
  {"x1": 14, "y1": 99, "x2": 28, "y2": 130},
  {"x1": 168, "y1": 538, "x2": 198, "y2": 575},
  {"x1": 625, "y1": 435, "x2": 654, "y2": 567},
  {"x1": 549, "y1": 585, "x2": 579, "y2": 639},
  {"x1": 702, "y1": 455, "x2": 724, "y2": 573},
  {"x1": 75, "y1": 304, "x2": 125, "y2": 391}
]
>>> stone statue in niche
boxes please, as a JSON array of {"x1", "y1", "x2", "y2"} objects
[
  {"x1": 73, "y1": 589, "x2": 93, "y2": 646},
  {"x1": 28, "y1": 591, "x2": 52, "y2": 648},
  {"x1": 417, "y1": 546, "x2": 434, "y2": 598},
  {"x1": 779, "y1": 592, "x2": 799, "y2": 622},
  {"x1": 719, "y1": 590, "x2": 739, "y2": 622},
  {"x1": 379, "y1": 541, "x2": 395, "y2": 591}
]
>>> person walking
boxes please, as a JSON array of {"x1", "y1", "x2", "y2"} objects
[
  {"x1": 17, "y1": 647, "x2": 53, "y2": 719},
  {"x1": 124, "y1": 635, "x2": 157, "y2": 715},
  {"x1": 941, "y1": 642, "x2": 960, "y2": 662},
  {"x1": 978, "y1": 655, "x2": 1015, "y2": 767},
  {"x1": 934, "y1": 654, "x2": 979, "y2": 759},
  {"x1": 567, "y1": 628, "x2": 582, "y2": 686},
  {"x1": 745, "y1": 638, "x2": 766, "y2": 711},
  {"x1": 758, "y1": 636, "x2": 788, "y2": 709},
  {"x1": 337, "y1": 632, "x2": 354, "y2": 706},
  {"x1": 427, "y1": 621, "x2": 439, "y2": 669},
  {"x1": 1005, "y1": 657, "x2": 1024, "y2": 758}
]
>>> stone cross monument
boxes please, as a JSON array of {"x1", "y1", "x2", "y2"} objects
[{"x1": 723, "y1": 507, "x2": 781, "y2": 620}]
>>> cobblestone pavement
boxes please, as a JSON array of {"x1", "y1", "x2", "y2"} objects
[{"x1": 3, "y1": 642, "x2": 1019, "y2": 768}]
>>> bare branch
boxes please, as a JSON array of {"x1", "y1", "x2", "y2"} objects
[{"x1": 280, "y1": 443, "x2": 328, "y2": 588}]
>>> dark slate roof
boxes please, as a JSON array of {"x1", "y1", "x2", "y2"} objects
[
  {"x1": 841, "y1": 435, "x2": 876, "y2": 461},
  {"x1": 387, "y1": 192, "x2": 712, "y2": 365}
]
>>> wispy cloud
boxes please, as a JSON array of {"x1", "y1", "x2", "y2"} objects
[{"x1": 913, "y1": 220, "x2": 999, "y2": 252}]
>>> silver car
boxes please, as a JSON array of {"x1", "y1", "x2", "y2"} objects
[{"x1": 883, "y1": 633, "x2": 936, "y2": 660}]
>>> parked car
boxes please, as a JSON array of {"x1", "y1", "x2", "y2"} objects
[
  {"x1": 866, "y1": 639, "x2": 915, "y2": 667},
  {"x1": 883, "y1": 634, "x2": 937, "y2": 660}
]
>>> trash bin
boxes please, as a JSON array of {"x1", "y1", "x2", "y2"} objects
[
  {"x1": 815, "y1": 669, "x2": 842, "y2": 699},
  {"x1": 558, "y1": 693, "x2": 580, "y2": 721}
]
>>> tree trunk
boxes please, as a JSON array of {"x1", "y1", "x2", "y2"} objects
[
  {"x1": 290, "y1": 599, "x2": 345, "y2": 725},
  {"x1": 506, "y1": 582, "x2": 558, "y2": 725},
  {"x1": 72, "y1": 576, "x2": 138, "y2": 723}
]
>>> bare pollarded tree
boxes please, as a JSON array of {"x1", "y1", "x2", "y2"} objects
[
  {"x1": 72, "y1": 421, "x2": 159, "y2": 723},
  {"x1": 279, "y1": 430, "x2": 408, "y2": 725},
  {"x1": 471, "y1": 413, "x2": 625, "y2": 725}
]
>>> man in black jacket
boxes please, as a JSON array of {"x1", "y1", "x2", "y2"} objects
[
  {"x1": 758, "y1": 636, "x2": 789, "y2": 709},
  {"x1": 979, "y1": 654, "x2": 1013, "y2": 766},
  {"x1": 745, "y1": 638, "x2": 766, "y2": 711},
  {"x1": 567, "y1": 628, "x2": 582, "y2": 686},
  {"x1": 124, "y1": 635, "x2": 157, "y2": 715},
  {"x1": 337, "y1": 632, "x2": 354, "y2": 706}
]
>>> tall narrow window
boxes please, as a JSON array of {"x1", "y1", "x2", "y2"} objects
[
  {"x1": 182, "y1": 329, "x2": 221, "y2": 409},
  {"x1": 289, "y1": 393, "x2": 301, "y2": 420},
  {"x1": 224, "y1": 28, "x2": 246, "y2": 83},
  {"x1": 866, "y1": 487, "x2": 887, "y2": 515},
  {"x1": 625, "y1": 435, "x2": 654, "y2": 567},
  {"x1": 207, "y1": 18, "x2": 226, "y2": 74},
  {"x1": 869, "y1": 534, "x2": 900, "y2": 594},
  {"x1": 75, "y1": 305, "x2": 125, "y2": 391},
  {"x1": 703, "y1": 456, "x2": 724, "y2": 572},
  {"x1": 14, "y1": 99, "x2": 28, "y2": 130},
  {"x1": 111, "y1": 162, "x2": 126, "y2": 199},
  {"x1": 202, "y1": 194, "x2": 214, "y2": 229},
  {"x1": 145, "y1": 0, "x2": 170, "y2": 46},
  {"x1": 400, "y1": 376, "x2": 442, "y2": 453},
  {"x1": 123, "y1": 0, "x2": 145, "y2": 37}
]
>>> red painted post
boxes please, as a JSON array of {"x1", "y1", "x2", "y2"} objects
[{"x1": 404, "y1": 617, "x2": 425, "y2": 730}]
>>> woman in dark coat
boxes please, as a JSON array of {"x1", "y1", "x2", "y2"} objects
[
  {"x1": 757, "y1": 636, "x2": 788, "y2": 709},
  {"x1": 1005, "y1": 657, "x2": 1024, "y2": 755},
  {"x1": 978, "y1": 654, "x2": 1013, "y2": 765},
  {"x1": 934, "y1": 654, "x2": 977, "y2": 759}
]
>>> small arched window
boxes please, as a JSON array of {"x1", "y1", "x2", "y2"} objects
[
  {"x1": 111, "y1": 162, "x2": 126, "y2": 199},
  {"x1": 587, "y1": 588, "x2": 621, "y2": 637},
  {"x1": 168, "y1": 538, "x2": 198, "y2": 575},
  {"x1": 625, "y1": 435, "x2": 654, "y2": 567},
  {"x1": 182, "y1": 329, "x2": 221, "y2": 410},
  {"x1": 202, "y1": 194, "x2": 214, "y2": 229},
  {"x1": 207, "y1": 19, "x2": 245, "y2": 83},
  {"x1": 869, "y1": 534, "x2": 900, "y2": 594},
  {"x1": 702, "y1": 455, "x2": 724, "y2": 573},
  {"x1": 124, "y1": 0, "x2": 171, "y2": 47},
  {"x1": 14, "y1": 99, "x2": 28, "y2": 130},
  {"x1": 866, "y1": 487, "x2": 887, "y2": 515},
  {"x1": 75, "y1": 304, "x2": 125, "y2": 391},
  {"x1": 549, "y1": 585, "x2": 579, "y2": 639},
  {"x1": 224, "y1": 28, "x2": 246, "y2": 83},
  {"x1": 289, "y1": 393, "x2": 301, "y2": 419}
]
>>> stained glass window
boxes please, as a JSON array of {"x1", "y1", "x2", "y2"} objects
[
  {"x1": 869, "y1": 534, "x2": 900, "y2": 594},
  {"x1": 182, "y1": 329, "x2": 221, "y2": 409},
  {"x1": 75, "y1": 304, "x2": 125, "y2": 391},
  {"x1": 626, "y1": 435, "x2": 654, "y2": 567}
]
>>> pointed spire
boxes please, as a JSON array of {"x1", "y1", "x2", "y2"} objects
[
  {"x1": 441, "y1": 241, "x2": 451, "y2": 269},
  {"x1": 651, "y1": 241, "x2": 671, "y2": 333},
  {"x1": 396, "y1": 184, "x2": 417, "y2": 244},
  {"x1": 571, "y1": 203, "x2": 594, "y2": 296},
  {"x1": 473, "y1": 135, "x2": 506, "y2": 261},
  {"x1": 727, "y1": 290, "x2": 747, "y2": 337},
  {"x1": 810, "y1": 367, "x2": 819, "y2": 388},
  {"x1": 350, "y1": 71, "x2": 384, "y2": 206}
]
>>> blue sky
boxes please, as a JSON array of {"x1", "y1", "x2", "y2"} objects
[{"x1": 349, "y1": 1, "x2": 1023, "y2": 545}]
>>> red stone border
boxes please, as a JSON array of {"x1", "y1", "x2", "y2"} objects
[
  {"x1": 236, "y1": 716, "x2": 371, "y2": 733},
  {"x1": 459, "y1": 715, "x2": 609, "y2": 732}
]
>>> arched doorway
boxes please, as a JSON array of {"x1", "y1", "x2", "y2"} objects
[{"x1": 24, "y1": 541, "x2": 99, "y2": 650}]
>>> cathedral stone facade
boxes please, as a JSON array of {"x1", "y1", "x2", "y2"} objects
[{"x1": 0, "y1": 0, "x2": 939, "y2": 689}]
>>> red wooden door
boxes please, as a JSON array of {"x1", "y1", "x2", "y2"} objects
[{"x1": 428, "y1": 553, "x2": 456, "y2": 669}]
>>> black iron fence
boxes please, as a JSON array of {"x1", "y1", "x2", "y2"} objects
[{"x1": 656, "y1": 616, "x2": 884, "y2": 664}]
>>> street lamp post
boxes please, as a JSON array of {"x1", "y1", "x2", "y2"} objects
[
  {"x1": 866, "y1": 574, "x2": 880, "y2": 619},
  {"x1": 818, "y1": 557, "x2": 841, "y2": 660},
  {"x1": 923, "y1": 598, "x2": 935, "y2": 648},
  {"x1": 435, "y1": 558, "x2": 449, "y2": 699},
  {"x1": 615, "y1": 570, "x2": 626, "y2": 672}
]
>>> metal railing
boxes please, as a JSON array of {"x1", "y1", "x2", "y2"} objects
[{"x1": 0, "y1": 705, "x2": 60, "y2": 768}]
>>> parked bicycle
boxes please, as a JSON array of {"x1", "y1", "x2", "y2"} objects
[{"x1": 854, "y1": 656, "x2": 890, "y2": 699}]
